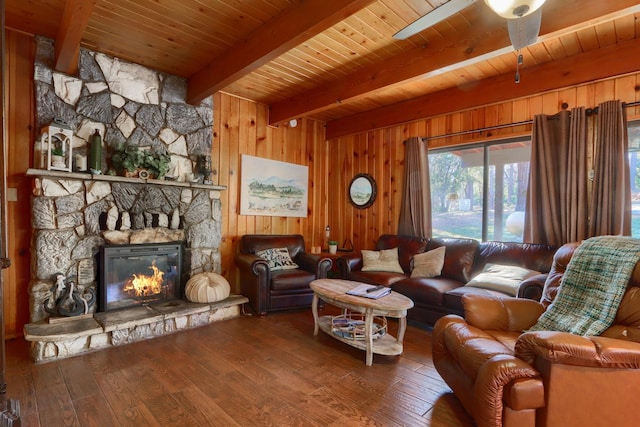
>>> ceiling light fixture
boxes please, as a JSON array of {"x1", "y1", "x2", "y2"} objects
[
  {"x1": 484, "y1": 0, "x2": 545, "y2": 19},
  {"x1": 485, "y1": 0, "x2": 546, "y2": 83}
]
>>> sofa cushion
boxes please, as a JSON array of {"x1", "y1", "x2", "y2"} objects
[
  {"x1": 393, "y1": 277, "x2": 464, "y2": 307},
  {"x1": 361, "y1": 247, "x2": 404, "y2": 273},
  {"x1": 255, "y1": 247, "x2": 299, "y2": 271},
  {"x1": 348, "y1": 270, "x2": 406, "y2": 286},
  {"x1": 444, "y1": 286, "x2": 513, "y2": 313},
  {"x1": 428, "y1": 237, "x2": 479, "y2": 283},
  {"x1": 411, "y1": 246, "x2": 446, "y2": 278},
  {"x1": 466, "y1": 263, "x2": 541, "y2": 297},
  {"x1": 270, "y1": 269, "x2": 316, "y2": 291}
]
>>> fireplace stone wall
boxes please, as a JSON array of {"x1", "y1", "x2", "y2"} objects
[
  {"x1": 29, "y1": 37, "x2": 224, "y2": 324},
  {"x1": 28, "y1": 170, "x2": 224, "y2": 323}
]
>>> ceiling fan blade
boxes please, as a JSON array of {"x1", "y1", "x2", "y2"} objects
[
  {"x1": 393, "y1": 0, "x2": 478, "y2": 40},
  {"x1": 507, "y1": 7, "x2": 542, "y2": 50}
]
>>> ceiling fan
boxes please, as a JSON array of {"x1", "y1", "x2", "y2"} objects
[{"x1": 393, "y1": 0, "x2": 546, "y2": 82}]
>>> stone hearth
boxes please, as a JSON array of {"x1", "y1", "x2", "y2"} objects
[{"x1": 24, "y1": 296, "x2": 248, "y2": 363}]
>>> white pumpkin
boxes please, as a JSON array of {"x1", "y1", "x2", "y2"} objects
[{"x1": 184, "y1": 272, "x2": 230, "y2": 303}]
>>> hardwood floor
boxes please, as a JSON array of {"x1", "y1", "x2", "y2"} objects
[{"x1": 5, "y1": 306, "x2": 475, "y2": 426}]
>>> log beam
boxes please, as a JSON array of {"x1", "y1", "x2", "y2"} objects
[
  {"x1": 270, "y1": 0, "x2": 640, "y2": 126},
  {"x1": 54, "y1": 0, "x2": 96, "y2": 75},
  {"x1": 325, "y1": 38, "x2": 640, "y2": 139},
  {"x1": 186, "y1": 0, "x2": 376, "y2": 105}
]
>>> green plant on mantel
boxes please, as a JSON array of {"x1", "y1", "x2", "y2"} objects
[{"x1": 110, "y1": 144, "x2": 170, "y2": 179}]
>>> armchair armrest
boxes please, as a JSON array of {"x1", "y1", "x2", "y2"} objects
[
  {"x1": 474, "y1": 354, "x2": 544, "y2": 424},
  {"x1": 516, "y1": 331, "x2": 640, "y2": 369},
  {"x1": 295, "y1": 252, "x2": 332, "y2": 278},
  {"x1": 517, "y1": 273, "x2": 548, "y2": 300},
  {"x1": 463, "y1": 294, "x2": 545, "y2": 332},
  {"x1": 336, "y1": 253, "x2": 363, "y2": 279},
  {"x1": 235, "y1": 253, "x2": 270, "y2": 277},
  {"x1": 234, "y1": 253, "x2": 271, "y2": 315}
]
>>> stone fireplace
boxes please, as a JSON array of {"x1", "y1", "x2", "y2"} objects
[
  {"x1": 23, "y1": 37, "x2": 247, "y2": 363},
  {"x1": 24, "y1": 170, "x2": 248, "y2": 363}
]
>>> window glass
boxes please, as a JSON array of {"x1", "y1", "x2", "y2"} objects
[
  {"x1": 628, "y1": 121, "x2": 640, "y2": 237},
  {"x1": 487, "y1": 142, "x2": 531, "y2": 241},
  {"x1": 429, "y1": 148, "x2": 483, "y2": 240},
  {"x1": 429, "y1": 140, "x2": 531, "y2": 242}
]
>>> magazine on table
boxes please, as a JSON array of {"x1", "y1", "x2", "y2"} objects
[{"x1": 347, "y1": 284, "x2": 391, "y2": 299}]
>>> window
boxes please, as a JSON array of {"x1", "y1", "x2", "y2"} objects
[
  {"x1": 429, "y1": 139, "x2": 531, "y2": 242},
  {"x1": 628, "y1": 121, "x2": 640, "y2": 237}
]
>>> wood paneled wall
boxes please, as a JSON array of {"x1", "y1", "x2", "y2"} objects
[
  {"x1": 325, "y1": 73, "x2": 640, "y2": 255},
  {"x1": 3, "y1": 30, "x2": 36, "y2": 339},
  {"x1": 3, "y1": 28, "x2": 640, "y2": 337},
  {"x1": 210, "y1": 92, "x2": 329, "y2": 293}
]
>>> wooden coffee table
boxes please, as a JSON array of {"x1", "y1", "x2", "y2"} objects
[{"x1": 310, "y1": 279, "x2": 414, "y2": 366}]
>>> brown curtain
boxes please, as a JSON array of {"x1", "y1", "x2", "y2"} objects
[
  {"x1": 523, "y1": 107, "x2": 588, "y2": 245},
  {"x1": 398, "y1": 137, "x2": 431, "y2": 237},
  {"x1": 588, "y1": 100, "x2": 631, "y2": 236}
]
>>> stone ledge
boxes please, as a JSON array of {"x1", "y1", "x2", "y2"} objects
[
  {"x1": 26, "y1": 168, "x2": 227, "y2": 191},
  {"x1": 24, "y1": 295, "x2": 248, "y2": 363}
]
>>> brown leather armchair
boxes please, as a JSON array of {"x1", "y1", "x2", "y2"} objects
[
  {"x1": 432, "y1": 241, "x2": 640, "y2": 427},
  {"x1": 235, "y1": 234, "x2": 332, "y2": 315}
]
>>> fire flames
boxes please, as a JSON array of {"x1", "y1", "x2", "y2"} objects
[{"x1": 122, "y1": 260, "x2": 165, "y2": 297}]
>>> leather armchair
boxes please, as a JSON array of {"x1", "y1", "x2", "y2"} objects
[
  {"x1": 235, "y1": 234, "x2": 332, "y2": 315},
  {"x1": 432, "y1": 241, "x2": 640, "y2": 427}
]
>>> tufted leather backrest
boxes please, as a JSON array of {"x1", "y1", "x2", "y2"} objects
[
  {"x1": 375, "y1": 234, "x2": 429, "y2": 274},
  {"x1": 474, "y1": 241, "x2": 557, "y2": 276},
  {"x1": 427, "y1": 237, "x2": 479, "y2": 283},
  {"x1": 240, "y1": 234, "x2": 306, "y2": 259}
]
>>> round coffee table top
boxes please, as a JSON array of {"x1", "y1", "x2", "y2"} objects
[{"x1": 310, "y1": 279, "x2": 414, "y2": 312}]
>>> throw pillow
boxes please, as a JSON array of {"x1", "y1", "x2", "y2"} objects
[
  {"x1": 465, "y1": 263, "x2": 541, "y2": 296},
  {"x1": 255, "y1": 247, "x2": 299, "y2": 271},
  {"x1": 361, "y1": 247, "x2": 404, "y2": 273},
  {"x1": 410, "y1": 246, "x2": 446, "y2": 278}
]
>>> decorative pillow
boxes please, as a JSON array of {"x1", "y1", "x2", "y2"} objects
[
  {"x1": 361, "y1": 247, "x2": 404, "y2": 273},
  {"x1": 465, "y1": 263, "x2": 541, "y2": 296},
  {"x1": 255, "y1": 247, "x2": 299, "y2": 271},
  {"x1": 410, "y1": 246, "x2": 446, "y2": 278}
]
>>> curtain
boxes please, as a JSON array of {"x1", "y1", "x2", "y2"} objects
[
  {"x1": 523, "y1": 107, "x2": 588, "y2": 245},
  {"x1": 398, "y1": 137, "x2": 431, "y2": 237},
  {"x1": 589, "y1": 100, "x2": 631, "y2": 236}
]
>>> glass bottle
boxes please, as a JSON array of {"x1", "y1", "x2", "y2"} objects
[{"x1": 89, "y1": 129, "x2": 102, "y2": 174}]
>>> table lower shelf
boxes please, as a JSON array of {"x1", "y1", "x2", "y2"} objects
[{"x1": 317, "y1": 315, "x2": 403, "y2": 356}]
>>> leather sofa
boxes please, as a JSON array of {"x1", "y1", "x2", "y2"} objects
[
  {"x1": 235, "y1": 234, "x2": 332, "y2": 315},
  {"x1": 337, "y1": 234, "x2": 556, "y2": 325},
  {"x1": 432, "y1": 241, "x2": 640, "y2": 427}
]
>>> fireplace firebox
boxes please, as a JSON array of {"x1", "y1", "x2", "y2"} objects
[{"x1": 99, "y1": 242, "x2": 183, "y2": 312}]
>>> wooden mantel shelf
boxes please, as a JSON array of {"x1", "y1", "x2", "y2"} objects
[{"x1": 26, "y1": 168, "x2": 227, "y2": 191}]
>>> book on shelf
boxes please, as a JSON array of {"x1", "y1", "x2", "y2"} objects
[{"x1": 346, "y1": 284, "x2": 391, "y2": 299}]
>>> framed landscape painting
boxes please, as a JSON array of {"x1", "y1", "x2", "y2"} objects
[{"x1": 240, "y1": 155, "x2": 309, "y2": 217}]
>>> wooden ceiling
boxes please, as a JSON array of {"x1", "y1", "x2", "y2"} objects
[{"x1": 6, "y1": 0, "x2": 640, "y2": 138}]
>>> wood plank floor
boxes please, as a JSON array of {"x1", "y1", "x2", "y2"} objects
[{"x1": 4, "y1": 306, "x2": 475, "y2": 426}]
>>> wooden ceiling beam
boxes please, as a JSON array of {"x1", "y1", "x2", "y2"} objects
[
  {"x1": 186, "y1": 0, "x2": 376, "y2": 105},
  {"x1": 325, "y1": 37, "x2": 640, "y2": 140},
  {"x1": 269, "y1": 0, "x2": 640, "y2": 126},
  {"x1": 54, "y1": 0, "x2": 96, "y2": 75}
]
